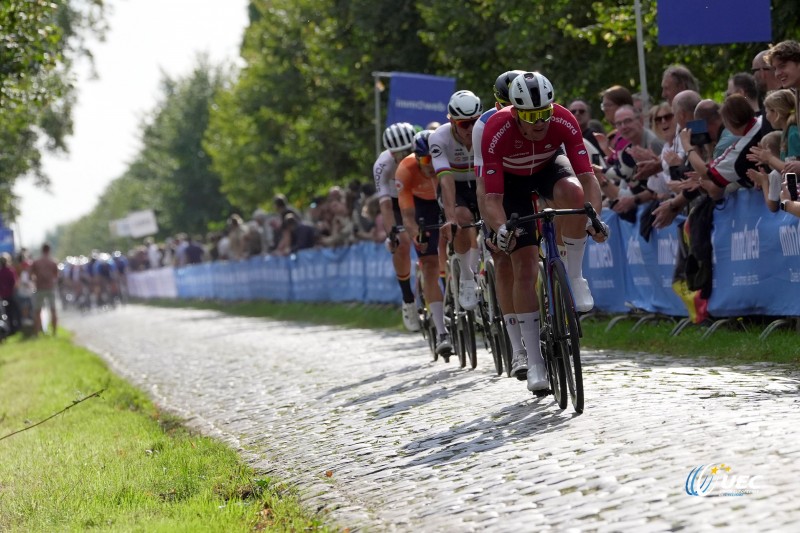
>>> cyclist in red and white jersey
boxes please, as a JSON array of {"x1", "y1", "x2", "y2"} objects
[
  {"x1": 429, "y1": 90, "x2": 482, "y2": 312},
  {"x1": 374, "y1": 122, "x2": 419, "y2": 331},
  {"x1": 473, "y1": 69, "x2": 528, "y2": 374},
  {"x1": 478, "y1": 71, "x2": 607, "y2": 392}
]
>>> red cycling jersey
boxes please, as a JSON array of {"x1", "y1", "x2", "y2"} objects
[{"x1": 478, "y1": 104, "x2": 593, "y2": 194}]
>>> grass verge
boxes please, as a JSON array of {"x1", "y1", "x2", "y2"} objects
[
  {"x1": 139, "y1": 298, "x2": 800, "y2": 366},
  {"x1": 0, "y1": 333, "x2": 330, "y2": 533}
]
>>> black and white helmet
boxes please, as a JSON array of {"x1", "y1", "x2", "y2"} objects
[
  {"x1": 447, "y1": 90, "x2": 482, "y2": 120},
  {"x1": 382, "y1": 122, "x2": 416, "y2": 152},
  {"x1": 509, "y1": 72, "x2": 554, "y2": 110}
]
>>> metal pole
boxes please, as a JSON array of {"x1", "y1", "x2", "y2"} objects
[
  {"x1": 634, "y1": 0, "x2": 649, "y2": 108},
  {"x1": 372, "y1": 71, "x2": 392, "y2": 158}
]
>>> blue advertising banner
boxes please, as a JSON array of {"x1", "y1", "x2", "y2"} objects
[
  {"x1": 658, "y1": 0, "x2": 771, "y2": 46},
  {"x1": 585, "y1": 212, "x2": 628, "y2": 313},
  {"x1": 386, "y1": 72, "x2": 455, "y2": 129},
  {"x1": 0, "y1": 228, "x2": 14, "y2": 255},
  {"x1": 710, "y1": 189, "x2": 800, "y2": 317}
]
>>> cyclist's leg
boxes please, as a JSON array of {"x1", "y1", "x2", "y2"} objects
[
  {"x1": 538, "y1": 155, "x2": 594, "y2": 312},
  {"x1": 415, "y1": 197, "x2": 447, "y2": 341},
  {"x1": 453, "y1": 181, "x2": 479, "y2": 310},
  {"x1": 504, "y1": 178, "x2": 548, "y2": 390}
]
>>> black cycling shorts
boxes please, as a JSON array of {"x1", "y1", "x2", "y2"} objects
[
  {"x1": 391, "y1": 197, "x2": 403, "y2": 228},
  {"x1": 412, "y1": 197, "x2": 442, "y2": 258},
  {"x1": 436, "y1": 179, "x2": 481, "y2": 222},
  {"x1": 502, "y1": 154, "x2": 575, "y2": 251}
]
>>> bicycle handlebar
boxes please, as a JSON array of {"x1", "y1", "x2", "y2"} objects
[{"x1": 506, "y1": 203, "x2": 607, "y2": 237}]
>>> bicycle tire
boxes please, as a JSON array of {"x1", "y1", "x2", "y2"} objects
[
  {"x1": 415, "y1": 272, "x2": 437, "y2": 360},
  {"x1": 538, "y1": 261, "x2": 566, "y2": 407},
  {"x1": 551, "y1": 259, "x2": 584, "y2": 414},
  {"x1": 464, "y1": 309, "x2": 478, "y2": 369},
  {"x1": 477, "y1": 286, "x2": 503, "y2": 375},
  {"x1": 483, "y1": 262, "x2": 506, "y2": 376},
  {"x1": 450, "y1": 258, "x2": 468, "y2": 368}
]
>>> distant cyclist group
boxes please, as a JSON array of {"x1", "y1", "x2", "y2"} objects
[{"x1": 373, "y1": 70, "x2": 609, "y2": 402}]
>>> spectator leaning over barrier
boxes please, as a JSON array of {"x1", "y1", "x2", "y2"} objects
[
  {"x1": 600, "y1": 105, "x2": 664, "y2": 218},
  {"x1": 681, "y1": 95, "x2": 765, "y2": 201},
  {"x1": 747, "y1": 89, "x2": 800, "y2": 213},
  {"x1": 651, "y1": 90, "x2": 703, "y2": 229},
  {"x1": 747, "y1": 131, "x2": 783, "y2": 212}
]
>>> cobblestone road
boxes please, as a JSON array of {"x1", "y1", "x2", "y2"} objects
[{"x1": 64, "y1": 305, "x2": 800, "y2": 532}]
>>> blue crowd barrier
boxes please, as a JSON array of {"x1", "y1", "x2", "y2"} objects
[
  {"x1": 583, "y1": 188, "x2": 800, "y2": 318},
  {"x1": 136, "y1": 188, "x2": 799, "y2": 319}
]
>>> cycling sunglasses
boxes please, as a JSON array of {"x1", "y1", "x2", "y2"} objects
[
  {"x1": 455, "y1": 117, "x2": 479, "y2": 129},
  {"x1": 417, "y1": 154, "x2": 432, "y2": 165},
  {"x1": 516, "y1": 105, "x2": 554, "y2": 124}
]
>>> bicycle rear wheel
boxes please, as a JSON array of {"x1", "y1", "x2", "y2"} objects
[
  {"x1": 450, "y1": 258, "x2": 468, "y2": 368},
  {"x1": 551, "y1": 259, "x2": 584, "y2": 414},
  {"x1": 484, "y1": 261, "x2": 508, "y2": 376},
  {"x1": 415, "y1": 273, "x2": 437, "y2": 360},
  {"x1": 463, "y1": 309, "x2": 477, "y2": 369}
]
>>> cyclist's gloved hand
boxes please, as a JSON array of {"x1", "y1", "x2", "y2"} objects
[
  {"x1": 496, "y1": 224, "x2": 514, "y2": 252},
  {"x1": 385, "y1": 236, "x2": 398, "y2": 253},
  {"x1": 586, "y1": 218, "x2": 610, "y2": 243}
]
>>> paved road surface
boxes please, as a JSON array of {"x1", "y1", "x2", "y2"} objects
[{"x1": 64, "y1": 305, "x2": 800, "y2": 532}]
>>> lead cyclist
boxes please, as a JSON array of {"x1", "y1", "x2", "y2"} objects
[{"x1": 477, "y1": 72, "x2": 608, "y2": 392}]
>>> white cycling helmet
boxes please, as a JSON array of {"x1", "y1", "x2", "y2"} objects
[
  {"x1": 382, "y1": 122, "x2": 416, "y2": 152},
  {"x1": 447, "y1": 90, "x2": 482, "y2": 120},
  {"x1": 509, "y1": 72, "x2": 554, "y2": 110}
]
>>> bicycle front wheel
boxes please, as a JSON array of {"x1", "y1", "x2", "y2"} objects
[
  {"x1": 538, "y1": 260, "x2": 565, "y2": 407},
  {"x1": 551, "y1": 259, "x2": 584, "y2": 414}
]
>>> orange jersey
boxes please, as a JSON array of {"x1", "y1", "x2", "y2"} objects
[{"x1": 395, "y1": 154, "x2": 437, "y2": 210}]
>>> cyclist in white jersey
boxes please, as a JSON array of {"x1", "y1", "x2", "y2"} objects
[
  {"x1": 374, "y1": 122, "x2": 419, "y2": 331},
  {"x1": 429, "y1": 90, "x2": 482, "y2": 311},
  {"x1": 473, "y1": 70, "x2": 528, "y2": 372}
]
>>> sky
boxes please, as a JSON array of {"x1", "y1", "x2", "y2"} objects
[{"x1": 13, "y1": 0, "x2": 250, "y2": 250}]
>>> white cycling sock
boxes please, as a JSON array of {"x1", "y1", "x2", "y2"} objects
[
  {"x1": 503, "y1": 314, "x2": 524, "y2": 353},
  {"x1": 430, "y1": 301, "x2": 446, "y2": 335},
  {"x1": 563, "y1": 236, "x2": 587, "y2": 280},
  {"x1": 518, "y1": 311, "x2": 544, "y2": 365},
  {"x1": 456, "y1": 252, "x2": 473, "y2": 280},
  {"x1": 469, "y1": 246, "x2": 480, "y2": 274}
]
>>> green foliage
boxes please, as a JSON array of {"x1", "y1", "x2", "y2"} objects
[
  {"x1": 52, "y1": 0, "x2": 800, "y2": 252},
  {"x1": 56, "y1": 58, "x2": 234, "y2": 257},
  {"x1": 0, "y1": 0, "x2": 105, "y2": 221}
]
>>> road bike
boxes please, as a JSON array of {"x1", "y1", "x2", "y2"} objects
[
  {"x1": 505, "y1": 201, "x2": 606, "y2": 414},
  {"x1": 416, "y1": 219, "x2": 478, "y2": 369},
  {"x1": 474, "y1": 223, "x2": 513, "y2": 377},
  {"x1": 414, "y1": 254, "x2": 440, "y2": 361}
]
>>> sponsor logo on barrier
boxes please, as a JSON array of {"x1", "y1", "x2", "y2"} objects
[
  {"x1": 778, "y1": 221, "x2": 800, "y2": 256},
  {"x1": 658, "y1": 234, "x2": 680, "y2": 265},
  {"x1": 685, "y1": 463, "x2": 768, "y2": 497},
  {"x1": 395, "y1": 99, "x2": 447, "y2": 112},
  {"x1": 626, "y1": 236, "x2": 644, "y2": 265},
  {"x1": 588, "y1": 241, "x2": 614, "y2": 268},
  {"x1": 730, "y1": 222, "x2": 760, "y2": 261}
]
